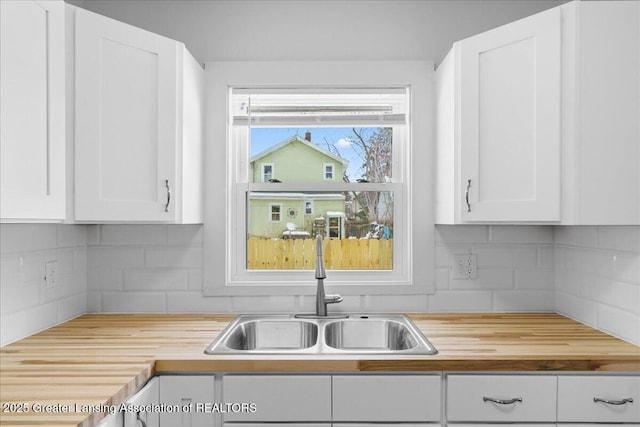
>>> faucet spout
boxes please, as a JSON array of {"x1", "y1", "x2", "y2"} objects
[{"x1": 315, "y1": 235, "x2": 326, "y2": 279}]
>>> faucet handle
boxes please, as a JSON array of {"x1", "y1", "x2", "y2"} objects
[{"x1": 325, "y1": 294, "x2": 343, "y2": 304}]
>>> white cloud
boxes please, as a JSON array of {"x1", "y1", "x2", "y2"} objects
[{"x1": 336, "y1": 138, "x2": 352, "y2": 148}]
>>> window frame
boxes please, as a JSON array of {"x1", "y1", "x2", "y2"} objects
[
  {"x1": 269, "y1": 203, "x2": 282, "y2": 222},
  {"x1": 304, "y1": 200, "x2": 313, "y2": 215},
  {"x1": 261, "y1": 163, "x2": 274, "y2": 183},
  {"x1": 204, "y1": 61, "x2": 435, "y2": 297},
  {"x1": 323, "y1": 163, "x2": 335, "y2": 180}
]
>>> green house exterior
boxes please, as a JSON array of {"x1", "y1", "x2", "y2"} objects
[
  {"x1": 249, "y1": 135, "x2": 349, "y2": 239},
  {"x1": 250, "y1": 136, "x2": 347, "y2": 183}
]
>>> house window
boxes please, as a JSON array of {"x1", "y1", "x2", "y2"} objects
[
  {"x1": 262, "y1": 163, "x2": 274, "y2": 182},
  {"x1": 205, "y1": 61, "x2": 434, "y2": 296},
  {"x1": 269, "y1": 203, "x2": 282, "y2": 222},
  {"x1": 323, "y1": 163, "x2": 335, "y2": 180}
]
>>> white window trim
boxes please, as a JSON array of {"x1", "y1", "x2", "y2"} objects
[
  {"x1": 204, "y1": 61, "x2": 435, "y2": 297},
  {"x1": 269, "y1": 203, "x2": 282, "y2": 222},
  {"x1": 323, "y1": 163, "x2": 335, "y2": 180},
  {"x1": 305, "y1": 200, "x2": 313, "y2": 215},
  {"x1": 261, "y1": 163, "x2": 274, "y2": 183}
]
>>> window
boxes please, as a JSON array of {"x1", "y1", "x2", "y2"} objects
[
  {"x1": 262, "y1": 163, "x2": 274, "y2": 182},
  {"x1": 269, "y1": 203, "x2": 282, "y2": 222},
  {"x1": 323, "y1": 163, "x2": 335, "y2": 180},
  {"x1": 205, "y1": 61, "x2": 434, "y2": 296}
]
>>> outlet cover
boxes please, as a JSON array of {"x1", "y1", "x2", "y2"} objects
[
  {"x1": 45, "y1": 261, "x2": 57, "y2": 288},
  {"x1": 452, "y1": 254, "x2": 477, "y2": 279}
]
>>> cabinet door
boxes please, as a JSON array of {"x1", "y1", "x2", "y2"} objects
[
  {"x1": 0, "y1": 0, "x2": 65, "y2": 221},
  {"x1": 123, "y1": 377, "x2": 159, "y2": 427},
  {"x1": 222, "y1": 375, "x2": 331, "y2": 422},
  {"x1": 558, "y1": 375, "x2": 640, "y2": 422},
  {"x1": 159, "y1": 375, "x2": 214, "y2": 427},
  {"x1": 75, "y1": 8, "x2": 178, "y2": 221},
  {"x1": 332, "y1": 375, "x2": 441, "y2": 422},
  {"x1": 460, "y1": 7, "x2": 561, "y2": 221},
  {"x1": 446, "y1": 375, "x2": 556, "y2": 422}
]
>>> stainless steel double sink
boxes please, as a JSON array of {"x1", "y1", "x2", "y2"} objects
[{"x1": 204, "y1": 314, "x2": 438, "y2": 355}]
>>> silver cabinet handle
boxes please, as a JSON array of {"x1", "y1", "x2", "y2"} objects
[
  {"x1": 465, "y1": 179, "x2": 471, "y2": 212},
  {"x1": 164, "y1": 179, "x2": 171, "y2": 212},
  {"x1": 483, "y1": 396, "x2": 523, "y2": 405},
  {"x1": 594, "y1": 397, "x2": 634, "y2": 405}
]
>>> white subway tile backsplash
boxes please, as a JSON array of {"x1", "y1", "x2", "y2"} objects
[
  {"x1": 124, "y1": 270, "x2": 188, "y2": 291},
  {"x1": 435, "y1": 225, "x2": 487, "y2": 243},
  {"x1": 449, "y1": 268, "x2": 514, "y2": 290},
  {"x1": 101, "y1": 292, "x2": 166, "y2": 313},
  {"x1": 428, "y1": 291, "x2": 493, "y2": 312},
  {"x1": 88, "y1": 269, "x2": 124, "y2": 291},
  {"x1": 88, "y1": 247, "x2": 144, "y2": 270},
  {"x1": 0, "y1": 302, "x2": 58, "y2": 346},
  {"x1": 489, "y1": 225, "x2": 554, "y2": 244},
  {"x1": 494, "y1": 290, "x2": 555, "y2": 311},
  {"x1": 167, "y1": 224, "x2": 203, "y2": 245},
  {"x1": 3, "y1": 223, "x2": 639, "y2": 346},
  {"x1": 99, "y1": 225, "x2": 167, "y2": 245},
  {"x1": 56, "y1": 225, "x2": 87, "y2": 248},
  {"x1": 144, "y1": 247, "x2": 203, "y2": 269},
  {"x1": 556, "y1": 292, "x2": 598, "y2": 327},
  {"x1": 554, "y1": 226, "x2": 598, "y2": 247},
  {"x1": 516, "y1": 269, "x2": 554, "y2": 290},
  {"x1": 0, "y1": 224, "x2": 57, "y2": 254},
  {"x1": 597, "y1": 304, "x2": 640, "y2": 345},
  {"x1": 597, "y1": 226, "x2": 640, "y2": 252},
  {"x1": 474, "y1": 246, "x2": 538, "y2": 268},
  {"x1": 166, "y1": 292, "x2": 231, "y2": 313}
]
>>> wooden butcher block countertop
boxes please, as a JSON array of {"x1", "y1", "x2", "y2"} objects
[{"x1": 1, "y1": 313, "x2": 638, "y2": 427}]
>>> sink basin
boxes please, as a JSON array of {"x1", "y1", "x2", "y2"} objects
[
  {"x1": 324, "y1": 318, "x2": 418, "y2": 351},
  {"x1": 204, "y1": 314, "x2": 437, "y2": 355}
]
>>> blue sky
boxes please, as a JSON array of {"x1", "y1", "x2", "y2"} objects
[{"x1": 250, "y1": 127, "x2": 368, "y2": 181}]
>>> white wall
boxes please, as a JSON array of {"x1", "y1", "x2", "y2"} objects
[{"x1": 0, "y1": 224, "x2": 87, "y2": 345}]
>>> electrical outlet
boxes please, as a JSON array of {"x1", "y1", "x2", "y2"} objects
[
  {"x1": 45, "y1": 261, "x2": 57, "y2": 288},
  {"x1": 452, "y1": 254, "x2": 477, "y2": 279}
]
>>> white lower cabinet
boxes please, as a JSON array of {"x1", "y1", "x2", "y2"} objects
[
  {"x1": 123, "y1": 377, "x2": 160, "y2": 427},
  {"x1": 332, "y1": 375, "x2": 441, "y2": 422},
  {"x1": 446, "y1": 375, "x2": 556, "y2": 422},
  {"x1": 557, "y1": 376, "x2": 640, "y2": 423},
  {"x1": 159, "y1": 375, "x2": 215, "y2": 427},
  {"x1": 222, "y1": 375, "x2": 331, "y2": 423}
]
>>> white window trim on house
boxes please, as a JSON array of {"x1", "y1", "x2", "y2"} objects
[
  {"x1": 323, "y1": 163, "x2": 335, "y2": 180},
  {"x1": 305, "y1": 200, "x2": 313, "y2": 215},
  {"x1": 204, "y1": 61, "x2": 435, "y2": 297},
  {"x1": 269, "y1": 203, "x2": 282, "y2": 222},
  {"x1": 261, "y1": 163, "x2": 274, "y2": 182}
]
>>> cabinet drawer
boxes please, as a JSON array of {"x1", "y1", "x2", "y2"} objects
[
  {"x1": 558, "y1": 376, "x2": 640, "y2": 422},
  {"x1": 332, "y1": 375, "x2": 441, "y2": 422},
  {"x1": 123, "y1": 377, "x2": 159, "y2": 427},
  {"x1": 446, "y1": 375, "x2": 556, "y2": 422},
  {"x1": 222, "y1": 375, "x2": 331, "y2": 422}
]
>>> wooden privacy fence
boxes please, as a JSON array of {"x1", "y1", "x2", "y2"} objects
[{"x1": 247, "y1": 238, "x2": 393, "y2": 270}]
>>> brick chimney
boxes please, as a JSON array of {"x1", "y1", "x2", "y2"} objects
[{"x1": 304, "y1": 131, "x2": 311, "y2": 142}]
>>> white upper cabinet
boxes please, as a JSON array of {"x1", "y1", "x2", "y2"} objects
[
  {"x1": 73, "y1": 8, "x2": 203, "y2": 223},
  {"x1": 437, "y1": 1, "x2": 640, "y2": 225},
  {"x1": 437, "y1": 7, "x2": 561, "y2": 223},
  {"x1": 0, "y1": 0, "x2": 66, "y2": 222}
]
